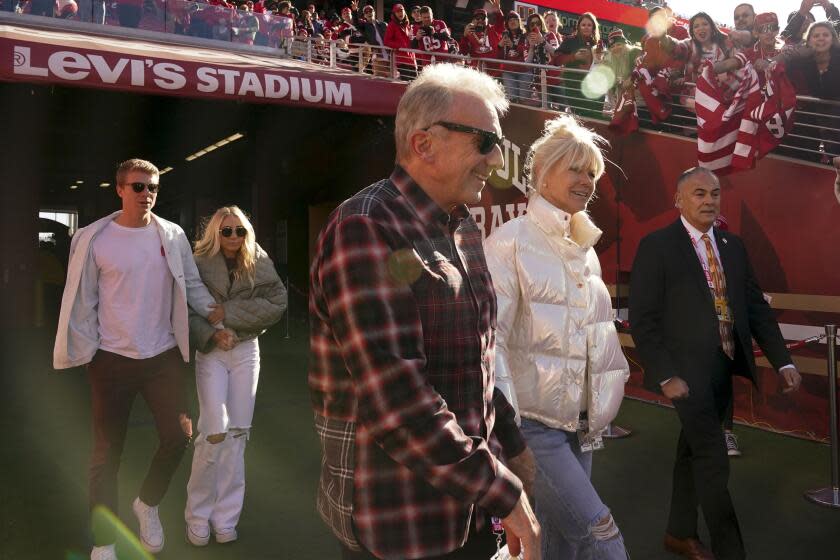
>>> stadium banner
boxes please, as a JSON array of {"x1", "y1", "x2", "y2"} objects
[{"x1": 0, "y1": 24, "x2": 405, "y2": 115}]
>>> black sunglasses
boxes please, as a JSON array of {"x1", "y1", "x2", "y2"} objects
[
  {"x1": 220, "y1": 226, "x2": 248, "y2": 238},
  {"x1": 426, "y1": 121, "x2": 505, "y2": 155},
  {"x1": 128, "y1": 181, "x2": 160, "y2": 193}
]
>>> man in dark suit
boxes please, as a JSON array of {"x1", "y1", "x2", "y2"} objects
[{"x1": 629, "y1": 167, "x2": 801, "y2": 560}]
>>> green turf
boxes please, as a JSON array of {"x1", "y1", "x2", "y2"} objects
[{"x1": 2, "y1": 327, "x2": 838, "y2": 559}]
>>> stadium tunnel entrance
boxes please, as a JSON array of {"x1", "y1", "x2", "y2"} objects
[{"x1": 0, "y1": 81, "x2": 396, "y2": 330}]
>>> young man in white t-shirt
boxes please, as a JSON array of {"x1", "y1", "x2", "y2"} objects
[{"x1": 54, "y1": 159, "x2": 220, "y2": 560}]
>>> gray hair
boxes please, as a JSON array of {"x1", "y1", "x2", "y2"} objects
[
  {"x1": 394, "y1": 63, "x2": 509, "y2": 159},
  {"x1": 526, "y1": 114, "x2": 607, "y2": 196},
  {"x1": 677, "y1": 166, "x2": 719, "y2": 190}
]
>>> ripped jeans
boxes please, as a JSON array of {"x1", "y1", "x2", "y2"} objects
[
  {"x1": 521, "y1": 419, "x2": 627, "y2": 559},
  {"x1": 185, "y1": 338, "x2": 260, "y2": 530}
]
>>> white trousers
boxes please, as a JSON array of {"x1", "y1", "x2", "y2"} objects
[{"x1": 185, "y1": 338, "x2": 259, "y2": 530}]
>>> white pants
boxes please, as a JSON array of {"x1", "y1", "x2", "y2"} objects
[{"x1": 185, "y1": 338, "x2": 259, "y2": 530}]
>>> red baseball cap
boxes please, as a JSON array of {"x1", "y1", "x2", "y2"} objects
[{"x1": 754, "y1": 12, "x2": 779, "y2": 31}]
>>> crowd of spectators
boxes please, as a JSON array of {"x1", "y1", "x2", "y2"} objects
[{"x1": 5, "y1": 0, "x2": 840, "y2": 159}]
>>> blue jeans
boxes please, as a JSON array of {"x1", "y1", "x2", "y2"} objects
[
  {"x1": 502, "y1": 70, "x2": 527, "y2": 102},
  {"x1": 521, "y1": 419, "x2": 627, "y2": 559}
]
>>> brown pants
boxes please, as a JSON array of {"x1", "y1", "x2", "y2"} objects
[{"x1": 88, "y1": 348, "x2": 190, "y2": 521}]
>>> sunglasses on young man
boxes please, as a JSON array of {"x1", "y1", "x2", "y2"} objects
[
  {"x1": 220, "y1": 226, "x2": 248, "y2": 238},
  {"x1": 128, "y1": 181, "x2": 160, "y2": 194},
  {"x1": 426, "y1": 121, "x2": 505, "y2": 155}
]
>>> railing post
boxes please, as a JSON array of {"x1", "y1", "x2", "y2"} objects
[
  {"x1": 540, "y1": 68, "x2": 548, "y2": 110},
  {"x1": 329, "y1": 40, "x2": 336, "y2": 69},
  {"x1": 389, "y1": 47, "x2": 396, "y2": 79},
  {"x1": 805, "y1": 324, "x2": 840, "y2": 508},
  {"x1": 306, "y1": 38, "x2": 312, "y2": 64}
]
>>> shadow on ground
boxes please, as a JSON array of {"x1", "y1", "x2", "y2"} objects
[{"x1": 1, "y1": 325, "x2": 838, "y2": 559}]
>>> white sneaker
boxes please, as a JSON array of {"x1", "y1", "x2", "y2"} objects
[
  {"x1": 186, "y1": 523, "x2": 211, "y2": 546},
  {"x1": 725, "y1": 430, "x2": 742, "y2": 457},
  {"x1": 132, "y1": 497, "x2": 164, "y2": 553},
  {"x1": 91, "y1": 544, "x2": 117, "y2": 560},
  {"x1": 214, "y1": 527, "x2": 238, "y2": 544}
]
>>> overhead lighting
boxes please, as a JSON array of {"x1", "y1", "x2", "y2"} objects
[
  {"x1": 75, "y1": 180, "x2": 84, "y2": 184},
  {"x1": 159, "y1": 167, "x2": 173, "y2": 175},
  {"x1": 184, "y1": 132, "x2": 245, "y2": 162},
  {"x1": 99, "y1": 182, "x2": 110, "y2": 188},
  {"x1": 69, "y1": 185, "x2": 78, "y2": 190}
]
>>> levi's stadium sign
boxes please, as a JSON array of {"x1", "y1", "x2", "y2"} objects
[{"x1": 0, "y1": 23, "x2": 405, "y2": 115}]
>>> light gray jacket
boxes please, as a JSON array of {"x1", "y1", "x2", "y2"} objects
[
  {"x1": 53, "y1": 211, "x2": 216, "y2": 369},
  {"x1": 189, "y1": 246, "x2": 287, "y2": 354}
]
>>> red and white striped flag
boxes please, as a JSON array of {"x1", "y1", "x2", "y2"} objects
[
  {"x1": 695, "y1": 61, "x2": 759, "y2": 174},
  {"x1": 730, "y1": 62, "x2": 797, "y2": 170}
]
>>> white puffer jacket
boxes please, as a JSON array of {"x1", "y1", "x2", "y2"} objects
[{"x1": 484, "y1": 194, "x2": 629, "y2": 434}]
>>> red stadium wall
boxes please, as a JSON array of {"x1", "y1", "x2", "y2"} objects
[{"x1": 478, "y1": 106, "x2": 840, "y2": 441}]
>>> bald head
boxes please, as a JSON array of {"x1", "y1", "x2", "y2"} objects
[
  {"x1": 675, "y1": 167, "x2": 721, "y2": 232},
  {"x1": 677, "y1": 167, "x2": 719, "y2": 192}
]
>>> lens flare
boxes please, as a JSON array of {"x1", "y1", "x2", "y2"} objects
[
  {"x1": 582, "y1": 65, "x2": 616, "y2": 99},
  {"x1": 646, "y1": 10, "x2": 669, "y2": 38},
  {"x1": 387, "y1": 249, "x2": 423, "y2": 286},
  {"x1": 91, "y1": 506, "x2": 154, "y2": 560}
]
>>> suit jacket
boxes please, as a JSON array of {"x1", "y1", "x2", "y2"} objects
[{"x1": 629, "y1": 219, "x2": 791, "y2": 393}]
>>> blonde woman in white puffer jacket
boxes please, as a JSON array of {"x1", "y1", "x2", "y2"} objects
[{"x1": 484, "y1": 114, "x2": 630, "y2": 560}]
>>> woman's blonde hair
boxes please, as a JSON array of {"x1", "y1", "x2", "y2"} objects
[
  {"x1": 194, "y1": 206, "x2": 258, "y2": 284},
  {"x1": 526, "y1": 114, "x2": 608, "y2": 197}
]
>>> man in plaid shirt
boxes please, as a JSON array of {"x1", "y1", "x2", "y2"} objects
[{"x1": 309, "y1": 63, "x2": 541, "y2": 560}]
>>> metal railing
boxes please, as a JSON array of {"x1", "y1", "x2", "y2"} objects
[
  {"x1": 4, "y1": 5, "x2": 839, "y2": 163},
  {"x1": 289, "y1": 37, "x2": 840, "y2": 162}
]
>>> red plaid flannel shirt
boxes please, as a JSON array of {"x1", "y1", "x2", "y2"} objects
[{"x1": 309, "y1": 166, "x2": 526, "y2": 559}]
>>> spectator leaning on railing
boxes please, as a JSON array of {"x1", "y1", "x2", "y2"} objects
[
  {"x1": 785, "y1": 21, "x2": 840, "y2": 100},
  {"x1": 660, "y1": 12, "x2": 734, "y2": 112},
  {"x1": 715, "y1": 13, "x2": 782, "y2": 78},
  {"x1": 785, "y1": 21, "x2": 840, "y2": 160}
]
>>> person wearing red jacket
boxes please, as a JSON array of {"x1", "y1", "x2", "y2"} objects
[
  {"x1": 459, "y1": 0, "x2": 505, "y2": 76},
  {"x1": 411, "y1": 6, "x2": 451, "y2": 67},
  {"x1": 384, "y1": 3, "x2": 416, "y2": 80}
]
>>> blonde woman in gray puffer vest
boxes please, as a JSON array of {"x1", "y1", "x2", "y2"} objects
[
  {"x1": 184, "y1": 206, "x2": 287, "y2": 546},
  {"x1": 485, "y1": 115, "x2": 630, "y2": 559}
]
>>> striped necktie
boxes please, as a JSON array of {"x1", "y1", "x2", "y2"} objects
[{"x1": 702, "y1": 234, "x2": 735, "y2": 360}]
